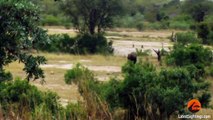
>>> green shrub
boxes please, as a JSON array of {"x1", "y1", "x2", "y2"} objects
[
  {"x1": 41, "y1": 15, "x2": 61, "y2": 26},
  {"x1": 39, "y1": 34, "x2": 61, "y2": 52},
  {"x1": 175, "y1": 32, "x2": 200, "y2": 44},
  {"x1": 172, "y1": 14, "x2": 192, "y2": 22},
  {"x1": 206, "y1": 64, "x2": 213, "y2": 77},
  {"x1": 38, "y1": 34, "x2": 76, "y2": 53},
  {"x1": 63, "y1": 23, "x2": 72, "y2": 29},
  {"x1": 64, "y1": 64, "x2": 94, "y2": 84},
  {"x1": 98, "y1": 78, "x2": 121, "y2": 109},
  {"x1": 145, "y1": 22, "x2": 162, "y2": 30},
  {"x1": 169, "y1": 21, "x2": 190, "y2": 30},
  {"x1": 136, "y1": 22, "x2": 145, "y2": 31},
  {"x1": 0, "y1": 79, "x2": 62, "y2": 118},
  {"x1": 75, "y1": 34, "x2": 114, "y2": 54},
  {"x1": 59, "y1": 34, "x2": 76, "y2": 53},
  {"x1": 207, "y1": 31, "x2": 213, "y2": 45},
  {"x1": 64, "y1": 64, "x2": 112, "y2": 119},
  {"x1": 166, "y1": 44, "x2": 212, "y2": 67},
  {"x1": 104, "y1": 61, "x2": 211, "y2": 119},
  {"x1": 196, "y1": 22, "x2": 213, "y2": 45},
  {"x1": 39, "y1": 33, "x2": 113, "y2": 55},
  {"x1": 0, "y1": 70, "x2": 12, "y2": 82},
  {"x1": 65, "y1": 103, "x2": 87, "y2": 120}
]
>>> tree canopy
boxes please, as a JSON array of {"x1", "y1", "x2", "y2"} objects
[
  {"x1": 0, "y1": 0, "x2": 48, "y2": 82},
  {"x1": 60, "y1": 0, "x2": 123, "y2": 35}
]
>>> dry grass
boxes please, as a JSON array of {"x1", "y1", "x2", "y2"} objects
[
  {"x1": 4, "y1": 61, "x2": 82, "y2": 103},
  {"x1": 38, "y1": 52, "x2": 127, "y2": 66},
  {"x1": 4, "y1": 53, "x2": 128, "y2": 104}
]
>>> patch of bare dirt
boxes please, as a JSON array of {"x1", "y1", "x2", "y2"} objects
[
  {"x1": 113, "y1": 40, "x2": 172, "y2": 56},
  {"x1": 41, "y1": 64, "x2": 121, "y2": 72}
]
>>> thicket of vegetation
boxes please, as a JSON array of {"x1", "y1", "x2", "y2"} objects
[
  {"x1": 33, "y1": 0, "x2": 213, "y2": 31},
  {"x1": 64, "y1": 52, "x2": 212, "y2": 119},
  {"x1": 62, "y1": 34, "x2": 212, "y2": 119},
  {"x1": 38, "y1": 33, "x2": 113, "y2": 54},
  {"x1": 0, "y1": 0, "x2": 49, "y2": 82},
  {"x1": 32, "y1": 0, "x2": 213, "y2": 45},
  {"x1": 0, "y1": 79, "x2": 87, "y2": 119}
]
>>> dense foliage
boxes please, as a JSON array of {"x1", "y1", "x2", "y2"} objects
[
  {"x1": 100, "y1": 61, "x2": 211, "y2": 119},
  {"x1": 197, "y1": 22, "x2": 213, "y2": 45},
  {"x1": 0, "y1": 79, "x2": 60, "y2": 119},
  {"x1": 60, "y1": 0, "x2": 123, "y2": 34},
  {"x1": 75, "y1": 34, "x2": 114, "y2": 54},
  {"x1": 0, "y1": 0, "x2": 48, "y2": 81},
  {"x1": 166, "y1": 44, "x2": 213, "y2": 67},
  {"x1": 38, "y1": 33, "x2": 113, "y2": 54},
  {"x1": 33, "y1": 0, "x2": 213, "y2": 31},
  {"x1": 64, "y1": 64, "x2": 112, "y2": 119},
  {"x1": 175, "y1": 32, "x2": 200, "y2": 45},
  {"x1": 0, "y1": 79, "x2": 87, "y2": 119}
]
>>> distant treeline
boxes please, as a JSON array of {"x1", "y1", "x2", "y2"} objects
[{"x1": 32, "y1": 0, "x2": 213, "y2": 30}]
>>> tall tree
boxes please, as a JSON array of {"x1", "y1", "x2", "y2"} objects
[
  {"x1": 0, "y1": 0, "x2": 48, "y2": 82},
  {"x1": 60, "y1": 0, "x2": 123, "y2": 35},
  {"x1": 183, "y1": 0, "x2": 213, "y2": 22}
]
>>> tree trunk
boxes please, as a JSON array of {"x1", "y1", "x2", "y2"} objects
[
  {"x1": 89, "y1": 22, "x2": 95, "y2": 35},
  {"x1": 89, "y1": 9, "x2": 97, "y2": 35}
]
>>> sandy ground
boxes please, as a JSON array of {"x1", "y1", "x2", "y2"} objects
[
  {"x1": 113, "y1": 40, "x2": 172, "y2": 56},
  {"x1": 40, "y1": 64, "x2": 121, "y2": 73}
]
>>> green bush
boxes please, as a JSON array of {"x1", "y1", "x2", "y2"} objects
[
  {"x1": 175, "y1": 32, "x2": 200, "y2": 44},
  {"x1": 64, "y1": 64, "x2": 94, "y2": 84},
  {"x1": 166, "y1": 44, "x2": 212, "y2": 67},
  {"x1": 64, "y1": 64, "x2": 113, "y2": 119},
  {"x1": 38, "y1": 34, "x2": 76, "y2": 53},
  {"x1": 104, "y1": 62, "x2": 211, "y2": 119},
  {"x1": 98, "y1": 78, "x2": 121, "y2": 109},
  {"x1": 59, "y1": 34, "x2": 76, "y2": 53},
  {"x1": 0, "y1": 79, "x2": 62, "y2": 118},
  {"x1": 0, "y1": 79, "x2": 91, "y2": 119},
  {"x1": 136, "y1": 22, "x2": 145, "y2": 31},
  {"x1": 39, "y1": 33, "x2": 113, "y2": 55},
  {"x1": 65, "y1": 103, "x2": 87, "y2": 120},
  {"x1": 75, "y1": 34, "x2": 114, "y2": 54},
  {"x1": 145, "y1": 22, "x2": 169, "y2": 30},
  {"x1": 169, "y1": 21, "x2": 190, "y2": 30},
  {"x1": 145, "y1": 22, "x2": 162, "y2": 30},
  {"x1": 197, "y1": 22, "x2": 213, "y2": 45},
  {"x1": 172, "y1": 14, "x2": 192, "y2": 22},
  {"x1": 0, "y1": 70, "x2": 12, "y2": 82},
  {"x1": 206, "y1": 64, "x2": 213, "y2": 77},
  {"x1": 38, "y1": 34, "x2": 61, "y2": 52},
  {"x1": 41, "y1": 15, "x2": 61, "y2": 26},
  {"x1": 63, "y1": 23, "x2": 72, "y2": 29}
]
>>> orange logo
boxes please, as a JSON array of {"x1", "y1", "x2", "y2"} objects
[{"x1": 187, "y1": 99, "x2": 201, "y2": 113}]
